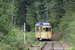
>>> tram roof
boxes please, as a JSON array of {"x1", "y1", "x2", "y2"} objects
[{"x1": 35, "y1": 22, "x2": 51, "y2": 26}]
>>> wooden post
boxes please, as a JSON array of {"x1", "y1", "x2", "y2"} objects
[{"x1": 24, "y1": 23, "x2": 25, "y2": 43}]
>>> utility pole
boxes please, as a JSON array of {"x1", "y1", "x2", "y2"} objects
[{"x1": 24, "y1": 23, "x2": 25, "y2": 44}]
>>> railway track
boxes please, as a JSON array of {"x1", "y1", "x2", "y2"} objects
[
  {"x1": 40, "y1": 41, "x2": 56, "y2": 50},
  {"x1": 41, "y1": 43, "x2": 54, "y2": 50},
  {"x1": 30, "y1": 41, "x2": 64, "y2": 50}
]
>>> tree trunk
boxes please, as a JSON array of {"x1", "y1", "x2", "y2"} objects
[
  {"x1": 65, "y1": 0, "x2": 69, "y2": 16},
  {"x1": 12, "y1": 0, "x2": 16, "y2": 28}
]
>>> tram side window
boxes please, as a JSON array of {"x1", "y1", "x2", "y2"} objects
[
  {"x1": 43, "y1": 28, "x2": 45, "y2": 31},
  {"x1": 36, "y1": 26, "x2": 39, "y2": 31},
  {"x1": 40, "y1": 26, "x2": 42, "y2": 31},
  {"x1": 49, "y1": 28, "x2": 51, "y2": 31}
]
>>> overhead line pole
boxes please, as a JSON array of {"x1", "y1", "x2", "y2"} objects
[{"x1": 24, "y1": 23, "x2": 25, "y2": 44}]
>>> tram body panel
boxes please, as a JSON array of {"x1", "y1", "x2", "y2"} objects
[
  {"x1": 40, "y1": 32, "x2": 52, "y2": 38},
  {"x1": 47, "y1": 32, "x2": 52, "y2": 38},
  {"x1": 42, "y1": 32, "x2": 48, "y2": 38},
  {"x1": 35, "y1": 32, "x2": 41, "y2": 38}
]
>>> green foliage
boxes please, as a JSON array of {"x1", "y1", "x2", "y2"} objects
[
  {"x1": 0, "y1": 42, "x2": 18, "y2": 50},
  {"x1": 47, "y1": 0, "x2": 64, "y2": 28},
  {"x1": 5, "y1": 28, "x2": 25, "y2": 50},
  {"x1": 0, "y1": 32, "x2": 5, "y2": 41},
  {"x1": 26, "y1": 5, "x2": 37, "y2": 31},
  {"x1": 0, "y1": 27, "x2": 36, "y2": 50},
  {"x1": 0, "y1": 0, "x2": 12, "y2": 34},
  {"x1": 33, "y1": 2, "x2": 41, "y2": 8},
  {"x1": 25, "y1": 32, "x2": 37, "y2": 45},
  {"x1": 69, "y1": 45, "x2": 75, "y2": 50},
  {"x1": 0, "y1": 27, "x2": 26, "y2": 50},
  {"x1": 64, "y1": 20, "x2": 75, "y2": 44}
]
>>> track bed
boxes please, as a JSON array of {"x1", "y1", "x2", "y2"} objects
[{"x1": 30, "y1": 41, "x2": 63, "y2": 50}]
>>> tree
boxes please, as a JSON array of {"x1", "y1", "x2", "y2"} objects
[
  {"x1": 47, "y1": 0, "x2": 65, "y2": 28},
  {"x1": 0, "y1": 0, "x2": 12, "y2": 34}
]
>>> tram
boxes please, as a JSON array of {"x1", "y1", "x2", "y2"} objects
[{"x1": 35, "y1": 22, "x2": 52, "y2": 40}]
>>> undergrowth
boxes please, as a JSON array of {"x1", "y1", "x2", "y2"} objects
[{"x1": 0, "y1": 27, "x2": 37, "y2": 50}]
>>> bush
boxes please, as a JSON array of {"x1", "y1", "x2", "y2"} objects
[
  {"x1": 1, "y1": 27, "x2": 37, "y2": 50},
  {"x1": 2, "y1": 28, "x2": 25, "y2": 50},
  {"x1": 0, "y1": 42, "x2": 18, "y2": 50},
  {"x1": 25, "y1": 32, "x2": 37, "y2": 45}
]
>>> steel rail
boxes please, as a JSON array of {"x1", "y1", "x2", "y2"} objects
[{"x1": 40, "y1": 42, "x2": 47, "y2": 50}]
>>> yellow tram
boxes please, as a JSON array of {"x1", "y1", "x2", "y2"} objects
[{"x1": 35, "y1": 22, "x2": 52, "y2": 40}]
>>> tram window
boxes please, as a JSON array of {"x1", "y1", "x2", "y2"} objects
[
  {"x1": 43, "y1": 28, "x2": 45, "y2": 31},
  {"x1": 36, "y1": 26, "x2": 39, "y2": 31},
  {"x1": 40, "y1": 26, "x2": 42, "y2": 31},
  {"x1": 49, "y1": 28, "x2": 51, "y2": 31},
  {"x1": 46, "y1": 28, "x2": 48, "y2": 31},
  {"x1": 43, "y1": 28, "x2": 51, "y2": 31},
  {"x1": 43, "y1": 28, "x2": 48, "y2": 31}
]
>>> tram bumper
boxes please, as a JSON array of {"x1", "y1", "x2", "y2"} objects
[{"x1": 39, "y1": 38, "x2": 52, "y2": 40}]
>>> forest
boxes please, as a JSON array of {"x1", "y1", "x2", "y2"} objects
[{"x1": 0, "y1": 0, "x2": 75, "y2": 50}]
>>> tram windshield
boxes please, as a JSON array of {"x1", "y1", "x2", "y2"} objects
[{"x1": 43, "y1": 28, "x2": 51, "y2": 31}]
